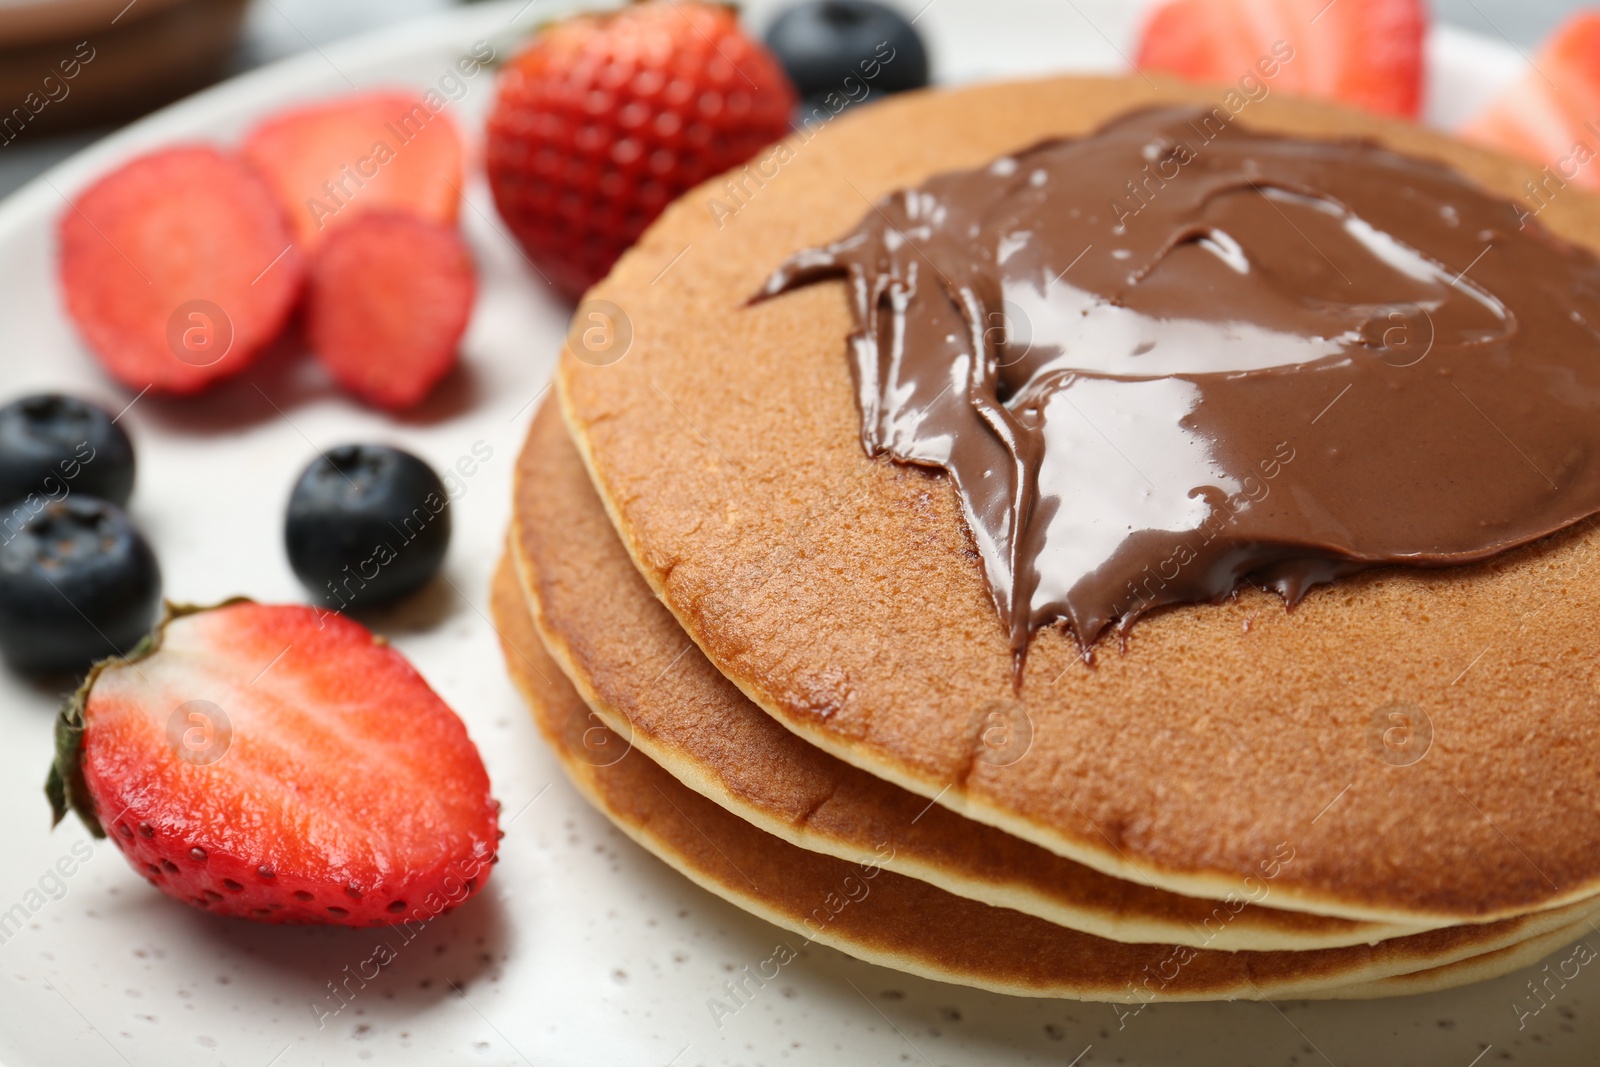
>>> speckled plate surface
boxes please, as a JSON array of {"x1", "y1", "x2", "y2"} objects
[{"x1": 0, "y1": 1, "x2": 1587, "y2": 1064}]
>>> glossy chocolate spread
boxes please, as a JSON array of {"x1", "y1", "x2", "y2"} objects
[{"x1": 758, "y1": 106, "x2": 1600, "y2": 662}]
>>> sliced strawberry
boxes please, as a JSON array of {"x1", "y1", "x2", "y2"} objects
[
  {"x1": 242, "y1": 91, "x2": 465, "y2": 247},
  {"x1": 304, "y1": 212, "x2": 475, "y2": 411},
  {"x1": 46, "y1": 601, "x2": 499, "y2": 926},
  {"x1": 1135, "y1": 0, "x2": 1425, "y2": 119},
  {"x1": 57, "y1": 145, "x2": 304, "y2": 394},
  {"x1": 1462, "y1": 12, "x2": 1600, "y2": 187}
]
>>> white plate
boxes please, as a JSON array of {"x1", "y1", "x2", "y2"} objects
[{"x1": 0, "y1": 2, "x2": 1578, "y2": 1065}]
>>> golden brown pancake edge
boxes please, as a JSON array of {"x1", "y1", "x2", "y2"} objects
[{"x1": 488, "y1": 549, "x2": 1600, "y2": 1001}]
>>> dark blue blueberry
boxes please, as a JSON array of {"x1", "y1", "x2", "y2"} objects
[
  {"x1": 285, "y1": 445, "x2": 451, "y2": 611},
  {"x1": 0, "y1": 497, "x2": 162, "y2": 674},
  {"x1": 765, "y1": 0, "x2": 929, "y2": 110},
  {"x1": 0, "y1": 393, "x2": 135, "y2": 509}
]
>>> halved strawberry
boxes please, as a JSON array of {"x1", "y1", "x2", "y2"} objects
[
  {"x1": 46, "y1": 600, "x2": 499, "y2": 926},
  {"x1": 242, "y1": 91, "x2": 465, "y2": 248},
  {"x1": 1135, "y1": 0, "x2": 1426, "y2": 119},
  {"x1": 304, "y1": 212, "x2": 476, "y2": 410},
  {"x1": 1462, "y1": 12, "x2": 1600, "y2": 187},
  {"x1": 58, "y1": 145, "x2": 304, "y2": 394}
]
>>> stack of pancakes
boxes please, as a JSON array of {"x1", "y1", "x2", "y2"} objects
[{"x1": 493, "y1": 76, "x2": 1600, "y2": 1001}]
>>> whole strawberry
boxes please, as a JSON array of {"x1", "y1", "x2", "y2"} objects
[
  {"x1": 486, "y1": 1, "x2": 797, "y2": 300},
  {"x1": 46, "y1": 600, "x2": 499, "y2": 926}
]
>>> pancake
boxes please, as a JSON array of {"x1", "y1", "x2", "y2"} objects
[
  {"x1": 487, "y1": 551, "x2": 1600, "y2": 1000},
  {"x1": 509, "y1": 399, "x2": 1426, "y2": 951},
  {"x1": 1328, "y1": 917, "x2": 1598, "y2": 1000},
  {"x1": 555, "y1": 75, "x2": 1600, "y2": 926}
]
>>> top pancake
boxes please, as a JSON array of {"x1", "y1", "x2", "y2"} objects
[{"x1": 558, "y1": 74, "x2": 1600, "y2": 925}]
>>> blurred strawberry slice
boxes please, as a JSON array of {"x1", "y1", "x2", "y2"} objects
[
  {"x1": 243, "y1": 91, "x2": 465, "y2": 248},
  {"x1": 1135, "y1": 0, "x2": 1426, "y2": 119},
  {"x1": 305, "y1": 212, "x2": 476, "y2": 411},
  {"x1": 1462, "y1": 12, "x2": 1600, "y2": 188},
  {"x1": 58, "y1": 145, "x2": 304, "y2": 394}
]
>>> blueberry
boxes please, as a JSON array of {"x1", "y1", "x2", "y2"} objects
[
  {"x1": 0, "y1": 393, "x2": 135, "y2": 509},
  {"x1": 285, "y1": 445, "x2": 451, "y2": 611},
  {"x1": 765, "y1": 1, "x2": 929, "y2": 108},
  {"x1": 0, "y1": 497, "x2": 162, "y2": 674}
]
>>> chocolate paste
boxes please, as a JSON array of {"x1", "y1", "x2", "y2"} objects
[{"x1": 759, "y1": 106, "x2": 1600, "y2": 661}]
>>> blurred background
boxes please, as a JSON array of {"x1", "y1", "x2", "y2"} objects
[{"x1": 0, "y1": 0, "x2": 1572, "y2": 200}]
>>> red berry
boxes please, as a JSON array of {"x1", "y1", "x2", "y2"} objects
[
  {"x1": 1463, "y1": 12, "x2": 1600, "y2": 187},
  {"x1": 46, "y1": 601, "x2": 499, "y2": 926},
  {"x1": 58, "y1": 145, "x2": 304, "y2": 394},
  {"x1": 304, "y1": 212, "x2": 475, "y2": 411},
  {"x1": 242, "y1": 91, "x2": 465, "y2": 248},
  {"x1": 486, "y1": 1, "x2": 797, "y2": 300},
  {"x1": 1135, "y1": 0, "x2": 1425, "y2": 119}
]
